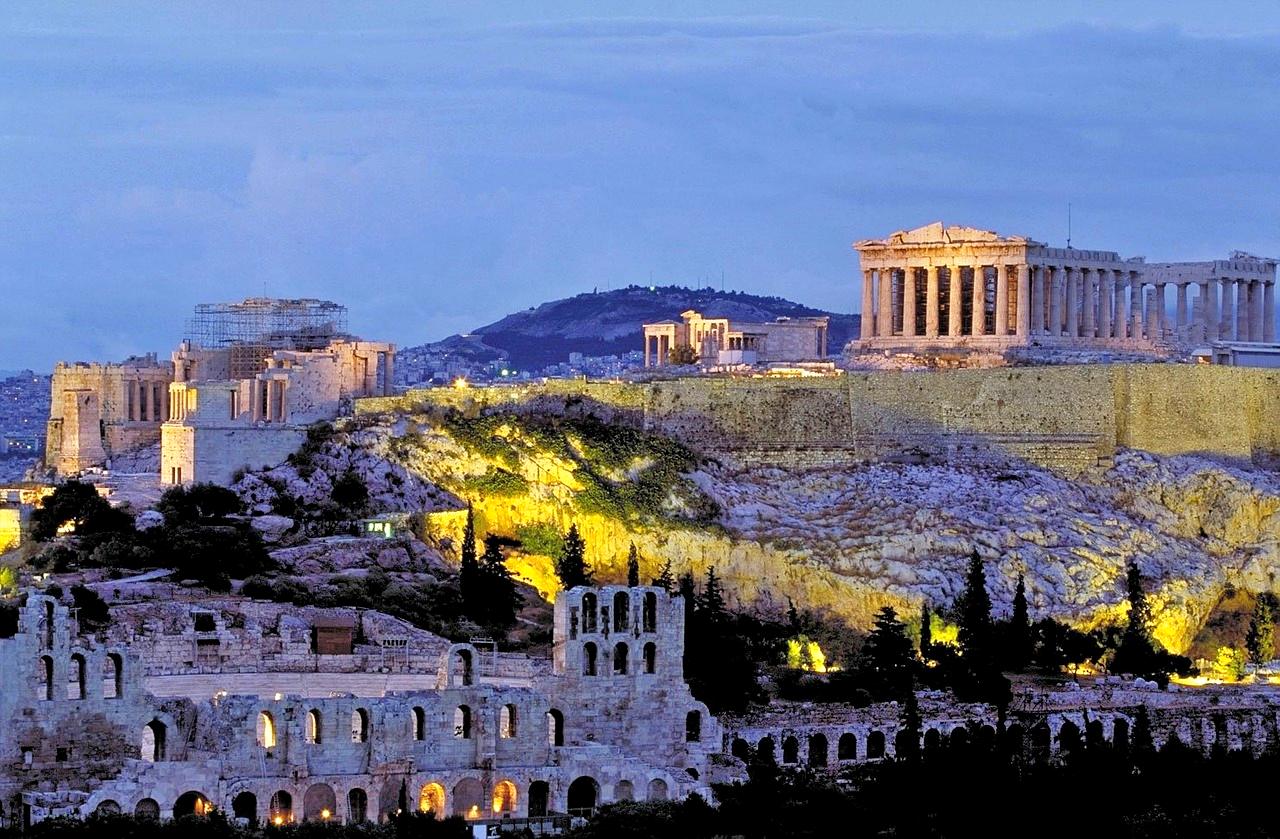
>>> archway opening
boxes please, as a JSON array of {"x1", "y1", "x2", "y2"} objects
[
  {"x1": 268, "y1": 790, "x2": 293, "y2": 825},
  {"x1": 232, "y1": 792, "x2": 257, "y2": 823},
  {"x1": 492, "y1": 780, "x2": 517, "y2": 814},
  {"x1": 567, "y1": 777, "x2": 600, "y2": 816},
  {"x1": 303, "y1": 783, "x2": 336, "y2": 822},
  {"x1": 173, "y1": 791, "x2": 212, "y2": 818},
  {"x1": 452, "y1": 778, "x2": 484, "y2": 819},
  {"x1": 528, "y1": 781, "x2": 550, "y2": 818},
  {"x1": 418, "y1": 782, "x2": 445, "y2": 816}
]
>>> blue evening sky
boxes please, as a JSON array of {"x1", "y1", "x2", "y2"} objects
[{"x1": 2, "y1": 1, "x2": 1279, "y2": 369}]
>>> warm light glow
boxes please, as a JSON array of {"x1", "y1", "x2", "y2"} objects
[
  {"x1": 320, "y1": 809, "x2": 331, "y2": 820},
  {"x1": 452, "y1": 377, "x2": 469, "y2": 390},
  {"x1": 492, "y1": 780, "x2": 518, "y2": 813},
  {"x1": 786, "y1": 636, "x2": 828, "y2": 673},
  {"x1": 272, "y1": 815, "x2": 283, "y2": 826},
  {"x1": 467, "y1": 805, "x2": 481, "y2": 819}
]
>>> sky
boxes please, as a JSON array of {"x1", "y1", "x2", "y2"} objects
[{"x1": 3, "y1": 2, "x2": 1280, "y2": 371}]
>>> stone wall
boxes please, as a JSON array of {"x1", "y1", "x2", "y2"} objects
[
  {"x1": 358, "y1": 365, "x2": 1280, "y2": 474},
  {"x1": 45, "y1": 359, "x2": 173, "y2": 476},
  {"x1": 160, "y1": 423, "x2": 306, "y2": 486}
]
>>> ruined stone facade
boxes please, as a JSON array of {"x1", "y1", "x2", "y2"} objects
[
  {"x1": 2, "y1": 586, "x2": 729, "y2": 828},
  {"x1": 43, "y1": 356, "x2": 173, "y2": 476},
  {"x1": 643, "y1": 310, "x2": 829, "y2": 368}
]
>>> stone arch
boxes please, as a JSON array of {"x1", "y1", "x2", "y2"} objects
[
  {"x1": 923, "y1": 728, "x2": 942, "y2": 752},
  {"x1": 643, "y1": 592, "x2": 657, "y2": 632},
  {"x1": 976, "y1": 724, "x2": 996, "y2": 752},
  {"x1": 948, "y1": 726, "x2": 969, "y2": 751},
  {"x1": 643, "y1": 642, "x2": 656, "y2": 674},
  {"x1": 686, "y1": 710, "x2": 702, "y2": 742},
  {"x1": 134, "y1": 799, "x2": 160, "y2": 820},
  {"x1": 492, "y1": 779, "x2": 518, "y2": 814},
  {"x1": 351, "y1": 708, "x2": 370, "y2": 743},
  {"x1": 1004, "y1": 723, "x2": 1025, "y2": 757},
  {"x1": 103, "y1": 652, "x2": 123, "y2": 699},
  {"x1": 454, "y1": 704, "x2": 472, "y2": 739},
  {"x1": 1112, "y1": 717, "x2": 1130, "y2": 754},
  {"x1": 731, "y1": 737, "x2": 751, "y2": 761},
  {"x1": 614, "y1": 780, "x2": 635, "y2": 802},
  {"x1": 268, "y1": 790, "x2": 293, "y2": 825},
  {"x1": 306, "y1": 709, "x2": 323, "y2": 744},
  {"x1": 646, "y1": 778, "x2": 668, "y2": 802},
  {"x1": 1030, "y1": 722, "x2": 1051, "y2": 761},
  {"x1": 257, "y1": 710, "x2": 277, "y2": 749},
  {"x1": 568, "y1": 776, "x2": 600, "y2": 815},
  {"x1": 346, "y1": 788, "x2": 368, "y2": 824},
  {"x1": 757, "y1": 735, "x2": 776, "y2": 762},
  {"x1": 43, "y1": 599, "x2": 54, "y2": 648},
  {"x1": 582, "y1": 593, "x2": 598, "y2": 632},
  {"x1": 866, "y1": 730, "x2": 886, "y2": 759},
  {"x1": 500, "y1": 703, "x2": 518, "y2": 738},
  {"x1": 377, "y1": 780, "x2": 405, "y2": 822},
  {"x1": 782, "y1": 735, "x2": 799, "y2": 764},
  {"x1": 582, "y1": 642, "x2": 598, "y2": 676},
  {"x1": 303, "y1": 784, "x2": 336, "y2": 822},
  {"x1": 808, "y1": 732, "x2": 828, "y2": 767},
  {"x1": 418, "y1": 782, "x2": 445, "y2": 815},
  {"x1": 93, "y1": 800, "x2": 121, "y2": 815},
  {"x1": 68, "y1": 652, "x2": 86, "y2": 700},
  {"x1": 38, "y1": 655, "x2": 53, "y2": 701},
  {"x1": 449, "y1": 645, "x2": 476, "y2": 687},
  {"x1": 1058, "y1": 720, "x2": 1082, "y2": 755},
  {"x1": 895, "y1": 728, "x2": 916, "y2": 756},
  {"x1": 528, "y1": 781, "x2": 550, "y2": 817},
  {"x1": 411, "y1": 706, "x2": 425, "y2": 741},
  {"x1": 547, "y1": 708, "x2": 565, "y2": 746},
  {"x1": 613, "y1": 591, "x2": 630, "y2": 632},
  {"x1": 232, "y1": 791, "x2": 257, "y2": 823},
  {"x1": 452, "y1": 778, "x2": 484, "y2": 818},
  {"x1": 838, "y1": 733, "x2": 857, "y2": 760},
  {"x1": 142, "y1": 718, "x2": 166, "y2": 762},
  {"x1": 613, "y1": 642, "x2": 629, "y2": 675},
  {"x1": 173, "y1": 791, "x2": 213, "y2": 818}
]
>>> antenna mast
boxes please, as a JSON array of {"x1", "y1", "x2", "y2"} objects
[{"x1": 1067, "y1": 203, "x2": 1072, "y2": 249}]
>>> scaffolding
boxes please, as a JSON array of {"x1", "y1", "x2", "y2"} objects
[{"x1": 185, "y1": 298, "x2": 350, "y2": 379}]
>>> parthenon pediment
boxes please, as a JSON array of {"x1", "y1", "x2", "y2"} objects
[{"x1": 856, "y1": 221, "x2": 1038, "y2": 249}]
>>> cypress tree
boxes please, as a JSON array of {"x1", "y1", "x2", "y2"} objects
[
  {"x1": 898, "y1": 687, "x2": 922, "y2": 762},
  {"x1": 626, "y1": 543, "x2": 640, "y2": 588},
  {"x1": 459, "y1": 506, "x2": 482, "y2": 616},
  {"x1": 957, "y1": 551, "x2": 993, "y2": 662},
  {"x1": 861, "y1": 606, "x2": 914, "y2": 699},
  {"x1": 555, "y1": 523, "x2": 593, "y2": 589},
  {"x1": 700, "y1": 567, "x2": 727, "y2": 618},
  {"x1": 1246, "y1": 595, "x2": 1275, "y2": 665},
  {"x1": 1132, "y1": 703, "x2": 1155, "y2": 762},
  {"x1": 478, "y1": 534, "x2": 520, "y2": 630},
  {"x1": 1124, "y1": 561, "x2": 1151, "y2": 643},
  {"x1": 1010, "y1": 573, "x2": 1031, "y2": 670},
  {"x1": 653, "y1": 560, "x2": 674, "y2": 593},
  {"x1": 919, "y1": 601, "x2": 932, "y2": 659}
]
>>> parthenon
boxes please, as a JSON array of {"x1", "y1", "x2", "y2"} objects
[{"x1": 854, "y1": 223, "x2": 1276, "y2": 351}]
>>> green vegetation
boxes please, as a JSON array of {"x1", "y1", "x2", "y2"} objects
[
  {"x1": 514, "y1": 523, "x2": 564, "y2": 557},
  {"x1": 554, "y1": 523, "x2": 593, "y2": 589},
  {"x1": 29, "y1": 481, "x2": 132, "y2": 542},
  {"x1": 1245, "y1": 594, "x2": 1275, "y2": 664},
  {"x1": 457, "y1": 507, "x2": 520, "y2": 632},
  {"x1": 459, "y1": 467, "x2": 528, "y2": 497}
]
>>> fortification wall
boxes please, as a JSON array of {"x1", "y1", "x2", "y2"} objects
[{"x1": 358, "y1": 365, "x2": 1280, "y2": 472}]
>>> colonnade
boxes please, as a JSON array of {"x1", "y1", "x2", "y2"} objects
[
  {"x1": 251, "y1": 378, "x2": 289, "y2": 423},
  {"x1": 127, "y1": 379, "x2": 168, "y2": 423}
]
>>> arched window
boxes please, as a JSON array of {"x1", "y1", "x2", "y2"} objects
[
  {"x1": 142, "y1": 719, "x2": 166, "y2": 762},
  {"x1": 452, "y1": 778, "x2": 484, "y2": 819},
  {"x1": 412, "y1": 706, "x2": 426, "y2": 741},
  {"x1": 528, "y1": 781, "x2": 550, "y2": 817},
  {"x1": 257, "y1": 711, "x2": 277, "y2": 749},
  {"x1": 866, "y1": 730, "x2": 885, "y2": 759},
  {"x1": 43, "y1": 600, "x2": 54, "y2": 648},
  {"x1": 582, "y1": 594, "x2": 598, "y2": 632},
  {"x1": 808, "y1": 733, "x2": 828, "y2": 767},
  {"x1": 134, "y1": 799, "x2": 160, "y2": 820},
  {"x1": 731, "y1": 738, "x2": 751, "y2": 761},
  {"x1": 1058, "y1": 720, "x2": 1081, "y2": 755},
  {"x1": 838, "y1": 733, "x2": 857, "y2": 760},
  {"x1": 173, "y1": 791, "x2": 212, "y2": 818},
  {"x1": 646, "y1": 778, "x2": 668, "y2": 802},
  {"x1": 492, "y1": 780, "x2": 517, "y2": 814},
  {"x1": 614, "y1": 780, "x2": 635, "y2": 801},
  {"x1": 582, "y1": 642, "x2": 598, "y2": 676},
  {"x1": 453, "y1": 649, "x2": 474, "y2": 686},
  {"x1": 351, "y1": 708, "x2": 370, "y2": 743},
  {"x1": 38, "y1": 655, "x2": 53, "y2": 701},
  {"x1": 782, "y1": 735, "x2": 799, "y2": 764},
  {"x1": 418, "y1": 782, "x2": 445, "y2": 815},
  {"x1": 347, "y1": 789, "x2": 368, "y2": 824},
  {"x1": 232, "y1": 792, "x2": 257, "y2": 822},
  {"x1": 306, "y1": 709, "x2": 322, "y2": 744},
  {"x1": 454, "y1": 705, "x2": 472, "y2": 739},
  {"x1": 642, "y1": 592, "x2": 657, "y2": 632},
  {"x1": 268, "y1": 790, "x2": 293, "y2": 825},
  {"x1": 567, "y1": 776, "x2": 599, "y2": 816},
  {"x1": 500, "y1": 704, "x2": 518, "y2": 738},
  {"x1": 547, "y1": 708, "x2": 565, "y2": 747},
  {"x1": 1113, "y1": 718, "x2": 1131, "y2": 754},
  {"x1": 643, "y1": 642, "x2": 656, "y2": 674},
  {"x1": 685, "y1": 710, "x2": 702, "y2": 743},
  {"x1": 613, "y1": 642, "x2": 628, "y2": 675},
  {"x1": 103, "y1": 653, "x2": 123, "y2": 699},
  {"x1": 94, "y1": 800, "x2": 121, "y2": 815},
  {"x1": 757, "y1": 736, "x2": 775, "y2": 762},
  {"x1": 613, "y1": 592, "x2": 629, "y2": 632},
  {"x1": 68, "y1": 653, "x2": 86, "y2": 700},
  {"x1": 303, "y1": 784, "x2": 337, "y2": 822}
]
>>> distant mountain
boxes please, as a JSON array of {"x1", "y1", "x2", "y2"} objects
[{"x1": 404, "y1": 285, "x2": 857, "y2": 372}]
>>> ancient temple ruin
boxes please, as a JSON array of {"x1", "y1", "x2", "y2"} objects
[{"x1": 642, "y1": 310, "x2": 830, "y2": 368}]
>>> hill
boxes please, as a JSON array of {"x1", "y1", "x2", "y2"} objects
[{"x1": 402, "y1": 285, "x2": 857, "y2": 373}]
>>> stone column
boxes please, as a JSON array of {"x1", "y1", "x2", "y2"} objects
[
  {"x1": 1202, "y1": 280, "x2": 1217, "y2": 342},
  {"x1": 1080, "y1": 268, "x2": 1095, "y2": 338},
  {"x1": 925, "y1": 266, "x2": 941, "y2": 338},
  {"x1": 902, "y1": 268, "x2": 917, "y2": 338},
  {"x1": 383, "y1": 352, "x2": 395, "y2": 395},
  {"x1": 1015, "y1": 264, "x2": 1030, "y2": 338},
  {"x1": 160, "y1": 382, "x2": 170, "y2": 422},
  {"x1": 1251, "y1": 280, "x2": 1264, "y2": 341},
  {"x1": 1266, "y1": 281, "x2": 1276, "y2": 343},
  {"x1": 1220, "y1": 278, "x2": 1235, "y2": 341},
  {"x1": 1175, "y1": 283, "x2": 1188, "y2": 341},
  {"x1": 948, "y1": 265, "x2": 963, "y2": 337},
  {"x1": 1030, "y1": 265, "x2": 1045, "y2": 334},
  {"x1": 878, "y1": 269, "x2": 894, "y2": 337},
  {"x1": 995, "y1": 265, "x2": 1010, "y2": 337},
  {"x1": 1048, "y1": 267, "x2": 1064, "y2": 337},
  {"x1": 1113, "y1": 270, "x2": 1127, "y2": 339},
  {"x1": 860, "y1": 270, "x2": 875, "y2": 339},
  {"x1": 128, "y1": 380, "x2": 139, "y2": 422},
  {"x1": 1130, "y1": 273, "x2": 1143, "y2": 339},
  {"x1": 1154, "y1": 283, "x2": 1166, "y2": 339},
  {"x1": 1064, "y1": 267, "x2": 1078, "y2": 337},
  {"x1": 1233, "y1": 279, "x2": 1247, "y2": 341},
  {"x1": 1098, "y1": 269, "x2": 1113, "y2": 340},
  {"x1": 970, "y1": 264, "x2": 986, "y2": 336}
]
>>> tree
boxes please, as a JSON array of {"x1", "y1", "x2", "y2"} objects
[
  {"x1": 1246, "y1": 595, "x2": 1275, "y2": 665},
  {"x1": 1110, "y1": 562, "x2": 1192, "y2": 686},
  {"x1": 1124, "y1": 560, "x2": 1151, "y2": 644},
  {"x1": 627, "y1": 543, "x2": 640, "y2": 588},
  {"x1": 898, "y1": 688, "x2": 922, "y2": 762},
  {"x1": 668, "y1": 343, "x2": 698, "y2": 365},
  {"x1": 70, "y1": 584, "x2": 109, "y2": 631},
  {"x1": 29, "y1": 481, "x2": 132, "y2": 541},
  {"x1": 653, "y1": 560, "x2": 674, "y2": 592},
  {"x1": 458, "y1": 507, "x2": 482, "y2": 616},
  {"x1": 1007, "y1": 573, "x2": 1032, "y2": 670},
  {"x1": 1131, "y1": 703, "x2": 1155, "y2": 762},
  {"x1": 155, "y1": 483, "x2": 241, "y2": 527},
  {"x1": 957, "y1": 551, "x2": 993, "y2": 664},
  {"x1": 476, "y1": 534, "x2": 520, "y2": 631},
  {"x1": 331, "y1": 471, "x2": 370, "y2": 513},
  {"x1": 859, "y1": 606, "x2": 915, "y2": 700},
  {"x1": 699, "y1": 567, "x2": 727, "y2": 618},
  {"x1": 555, "y1": 523, "x2": 593, "y2": 589},
  {"x1": 919, "y1": 602, "x2": 932, "y2": 659}
]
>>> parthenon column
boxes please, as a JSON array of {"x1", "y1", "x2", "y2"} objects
[
  {"x1": 1048, "y1": 267, "x2": 1064, "y2": 337},
  {"x1": 1064, "y1": 267, "x2": 1078, "y2": 337},
  {"x1": 1250, "y1": 280, "x2": 1264, "y2": 341},
  {"x1": 1233, "y1": 279, "x2": 1247, "y2": 341},
  {"x1": 902, "y1": 268, "x2": 917, "y2": 337},
  {"x1": 1081, "y1": 268, "x2": 1096, "y2": 338},
  {"x1": 860, "y1": 270, "x2": 875, "y2": 339},
  {"x1": 1030, "y1": 266, "x2": 1045, "y2": 334},
  {"x1": 925, "y1": 266, "x2": 940, "y2": 338},
  {"x1": 878, "y1": 268, "x2": 894, "y2": 337},
  {"x1": 1015, "y1": 264, "x2": 1030, "y2": 338},
  {"x1": 1098, "y1": 269, "x2": 1112, "y2": 340},
  {"x1": 948, "y1": 265, "x2": 963, "y2": 337},
  {"x1": 1175, "y1": 283, "x2": 1188, "y2": 341},
  {"x1": 1130, "y1": 274, "x2": 1143, "y2": 339},
  {"x1": 994, "y1": 265, "x2": 1009, "y2": 337},
  {"x1": 1202, "y1": 280, "x2": 1217, "y2": 342},
  {"x1": 1220, "y1": 277, "x2": 1235, "y2": 341},
  {"x1": 1266, "y1": 282, "x2": 1276, "y2": 343},
  {"x1": 970, "y1": 265, "x2": 986, "y2": 336},
  {"x1": 1112, "y1": 270, "x2": 1127, "y2": 339},
  {"x1": 1154, "y1": 283, "x2": 1166, "y2": 339}
]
